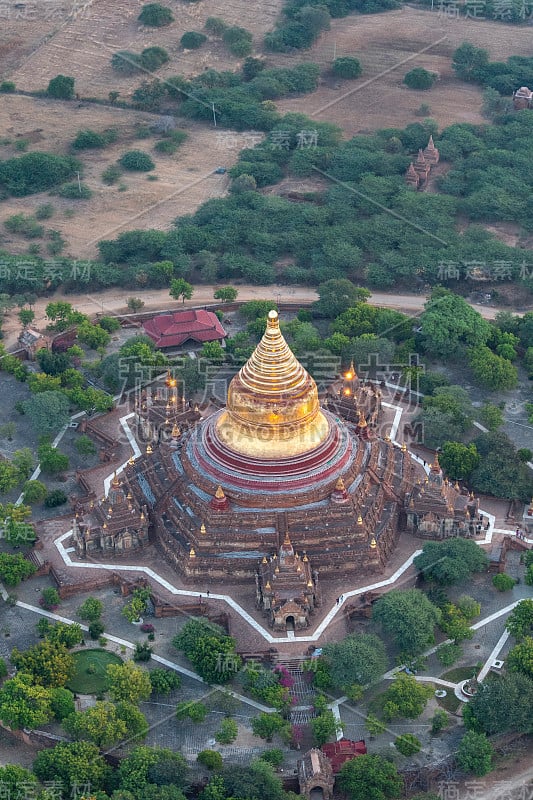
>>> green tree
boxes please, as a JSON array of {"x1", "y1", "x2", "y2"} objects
[
  {"x1": 149, "y1": 668, "x2": 182, "y2": 694},
  {"x1": 0, "y1": 673, "x2": 53, "y2": 729},
  {"x1": 479, "y1": 402, "x2": 504, "y2": 431},
  {"x1": 403, "y1": 68, "x2": 437, "y2": 90},
  {"x1": 471, "y1": 431, "x2": 533, "y2": 502},
  {"x1": 38, "y1": 441, "x2": 69, "y2": 475},
  {"x1": 395, "y1": 733, "x2": 421, "y2": 755},
  {"x1": 138, "y1": 3, "x2": 174, "y2": 26},
  {"x1": 440, "y1": 604, "x2": 474, "y2": 644},
  {"x1": 332, "y1": 57, "x2": 362, "y2": 79},
  {"x1": 106, "y1": 661, "x2": 152, "y2": 703},
  {"x1": 463, "y1": 672, "x2": 533, "y2": 735},
  {"x1": 0, "y1": 552, "x2": 36, "y2": 586},
  {"x1": 11, "y1": 640, "x2": 74, "y2": 688},
  {"x1": 469, "y1": 345, "x2": 518, "y2": 390},
  {"x1": 119, "y1": 150, "x2": 155, "y2": 171},
  {"x1": 431, "y1": 708, "x2": 449, "y2": 734},
  {"x1": 337, "y1": 754, "x2": 403, "y2": 800},
  {"x1": 64, "y1": 701, "x2": 129, "y2": 747},
  {"x1": 181, "y1": 31, "x2": 207, "y2": 49},
  {"x1": 77, "y1": 320, "x2": 111, "y2": 350},
  {"x1": 507, "y1": 600, "x2": 533, "y2": 640},
  {"x1": 322, "y1": 633, "x2": 387, "y2": 690},
  {"x1": 413, "y1": 538, "x2": 489, "y2": 585},
  {"x1": 310, "y1": 710, "x2": 342, "y2": 746},
  {"x1": 170, "y1": 278, "x2": 194, "y2": 303},
  {"x1": 127, "y1": 297, "x2": 145, "y2": 312},
  {"x1": 373, "y1": 589, "x2": 441, "y2": 656},
  {"x1": 75, "y1": 434, "x2": 97, "y2": 455},
  {"x1": 215, "y1": 717, "x2": 238, "y2": 744},
  {"x1": 77, "y1": 596, "x2": 104, "y2": 621},
  {"x1": 21, "y1": 479, "x2": 46, "y2": 505},
  {"x1": 33, "y1": 741, "x2": 111, "y2": 795},
  {"x1": 213, "y1": 286, "x2": 238, "y2": 302},
  {"x1": 457, "y1": 730, "x2": 493, "y2": 776},
  {"x1": 23, "y1": 391, "x2": 70, "y2": 436},
  {"x1": 197, "y1": 750, "x2": 224, "y2": 770},
  {"x1": 251, "y1": 712, "x2": 290, "y2": 742},
  {"x1": 492, "y1": 573, "x2": 515, "y2": 591},
  {"x1": 176, "y1": 700, "x2": 207, "y2": 722},
  {"x1": 420, "y1": 290, "x2": 491, "y2": 358},
  {"x1": 439, "y1": 441, "x2": 480, "y2": 480},
  {"x1": 0, "y1": 766, "x2": 38, "y2": 798},
  {"x1": 382, "y1": 674, "x2": 433, "y2": 720},
  {"x1": 18, "y1": 308, "x2": 35, "y2": 327},
  {"x1": 47, "y1": 74, "x2": 75, "y2": 99},
  {"x1": 365, "y1": 714, "x2": 386, "y2": 737},
  {"x1": 314, "y1": 279, "x2": 370, "y2": 319},
  {"x1": 508, "y1": 636, "x2": 533, "y2": 679}
]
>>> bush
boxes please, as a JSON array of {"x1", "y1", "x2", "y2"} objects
[
  {"x1": 176, "y1": 701, "x2": 207, "y2": 722},
  {"x1": 4, "y1": 214, "x2": 44, "y2": 239},
  {"x1": 72, "y1": 129, "x2": 117, "y2": 149},
  {"x1": 75, "y1": 435, "x2": 97, "y2": 455},
  {"x1": 22, "y1": 480, "x2": 47, "y2": 504},
  {"x1": 436, "y1": 643, "x2": 462, "y2": 667},
  {"x1": 0, "y1": 152, "x2": 81, "y2": 197},
  {"x1": 197, "y1": 750, "x2": 223, "y2": 770},
  {"x1": 395, "y1": 733, "x2": 421, "y2": 756},
  {"x1": 205, "y1": 16, "x2": 227, "y2": 35},
  {"x1": 215, "y1": 717, "x2": 238, "y2": 744},
  {"x1": 181, "y1": 31, "x2": 207, "y2": 49},
  {"x1": 47, "y1": 75, "x2": 75, "y2": 99},
  {"x1": 403, "y1": 68, "x2": 437, "y2": 90},
  {"x1": 40, "y1": 587, "x2": 61, "y2": 610},
  {"x1": 0, "y1": 81, "x2": 16, "y2": 93},
  {"x1": 138, "y1": 3, "x2": 174, "y2": 26},
  {"x1": 35, "y1": 203, "x2": 55, "y2": 220},
  {"x1": 259, "y1": 748, "x2": 284, "y2": 767},
  {"x1": 78, "y1": 597, "x2": 104, "y2": 622},
  {"x1": 140, "y1": 46, "x2": 169, "y2": 71},
  {"x1": 57, "y1": 182, "x2": 93, "y2": 199},
  {"x1": 102, "y1": 164, "x2": 122, "y2": 185},
  {"x1": 119, "y1": 151, "x2": 155, "y2": 171},
  {"x1": 111, "y1": 51, "x2": 142, "y2": 75},
  {"x1": 492, "y1": 573, "x2": 516, "y2": 592},
  {"x1": 88, "y1": 620, "x2": 105, "y2": 639},
  {"x1": 332, "y1": 57, "x2": 362, "y2": 79},
  {"x1": 44, "y1": 489, "x2": 68, "y2": 508},
  {"x1": 431, "y1": 709, "x2": 449, "y2": 734},
  {"x1": 222, "y1": 26, "x2": 253, "y2": 58}
]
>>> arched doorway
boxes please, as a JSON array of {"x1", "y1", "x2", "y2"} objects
[
  {"x1": 310, "y1": 787, "x2": 325, "y2": 800},
  {"x1": 286, "y1": 615, "x2": 295, "y2": 631}
]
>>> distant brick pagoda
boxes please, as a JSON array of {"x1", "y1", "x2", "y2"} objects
[{"x1": 71, "y1": 311, "x2": 474, "y2": 629}]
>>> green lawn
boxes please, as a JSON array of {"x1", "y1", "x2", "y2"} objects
[{"x1": 67, "y1": 649, "x2": 123, "y2": 694}]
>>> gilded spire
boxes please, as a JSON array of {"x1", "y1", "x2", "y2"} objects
[
  {"x1": 215, "y1": 310, "x2": 329, "y2": 459},
  {"x1": 215, "y1": 485, "x2": 225, "y2": 500}
]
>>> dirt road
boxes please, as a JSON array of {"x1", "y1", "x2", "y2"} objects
[{"x1": 1, "y1": 284, "x2": 520, "y2": 351}]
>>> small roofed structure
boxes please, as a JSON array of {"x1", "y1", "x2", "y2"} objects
[
  {"x1": 405, "y1": 137, "x2": 439, "y2": 189},
  {"x1": 405, "y1": 162, "x2": 419, "y2": 189},
  {"x1": 143, "y1": 309, "x2": 226, "y2": 349},
  {"x1": 18, "y1": 328, "x2": 50, "y2": 360},
  {"x1": 257, "y1": 532, "x2": 317, "y2": 630},
  {"x1": 321, "y1": 739, "x2": 367, "y2": 774},
  {"x1": 298, "y1": 748, "x2": 335, "y2": 800},
  {"x1": 513, "y1": 86, "x2": 533, "y2": 110},
  {"x1": 413, "y1": 148, "x2": 430, "y2": 188}
]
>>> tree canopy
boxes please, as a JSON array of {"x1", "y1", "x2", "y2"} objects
[
  {"x1": 322, "y1": 633, "x2": 387, "y2": 690},
  {"x1": 413, "y1": 538, "x2": 489, "y2": 585},
  {"x1": 337, "y1": 754, "x2": 403, "y2": 800},
  {"x1": 372, "y1": 589, "x2": 441, "y2": 656}
]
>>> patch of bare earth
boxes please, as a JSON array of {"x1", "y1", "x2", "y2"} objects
[
  {"x1": 0, "y1": 94, "x2": 262, "y2": 259},
  {"x1": 8, "y1": 0, "x2": 284, "y2": 97},
  {"x1": 273, "y1": 7, "x2": 533, "y2": 136}
]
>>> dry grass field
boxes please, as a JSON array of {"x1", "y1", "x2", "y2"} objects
[
  {"x1": 0, "y1": 94, "x2": 262, "y2": 257},
  {"x1": 2, "y1": 1, "x2": 533, "y2": 257}
]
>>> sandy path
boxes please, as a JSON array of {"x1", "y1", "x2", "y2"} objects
[{"x1": 2, "y1": 284, "x2": 520, "y2": 351}]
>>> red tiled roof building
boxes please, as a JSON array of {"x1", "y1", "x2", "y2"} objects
[
  {"x1": 321, "y1": 739, "x2": 367, "y2": 773},
  {"x1": 143, "y1": 309, "x2": 226, "y2": 348}
]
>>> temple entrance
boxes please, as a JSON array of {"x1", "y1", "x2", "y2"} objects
[
  {"x1": 310, "y1": 787, "x2": 325, "y2": 800},
  {"x1": 286, "y1": 615, "x2": 295, "y2": 631}
]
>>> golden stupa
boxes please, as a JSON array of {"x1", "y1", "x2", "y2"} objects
[{"x1": 215, "y1": 310, "x2": 330, "y2": 459}]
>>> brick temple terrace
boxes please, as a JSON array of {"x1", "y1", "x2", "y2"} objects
[{"x1": 64, "y1": 311, "x2": 478, "y2": 633}]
